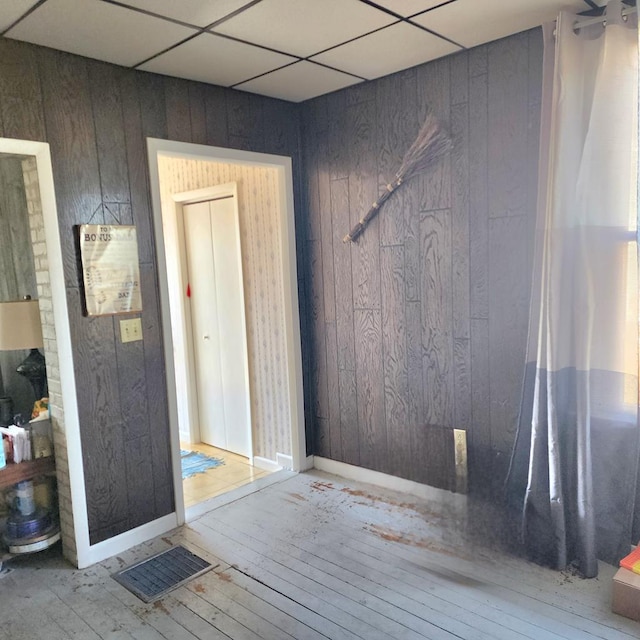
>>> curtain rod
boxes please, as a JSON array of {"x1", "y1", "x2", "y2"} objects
[{"x1": 573, "y1": 4, "x2": 637, "y2": 31}]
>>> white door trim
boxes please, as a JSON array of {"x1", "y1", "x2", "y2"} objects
[
  {"x1": 0, "y1": 138, "x2": 91, "y2": 566},
  {"x1": 176, "y1": 183, "x2": 253, "y2": 459},
  {"x1": 146, "y1": 139, "x2": 307, "y2": 527}
]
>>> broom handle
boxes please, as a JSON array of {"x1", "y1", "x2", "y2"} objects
[{"x1": 343, "y1": 179, "x2": 401, "y2": 243}]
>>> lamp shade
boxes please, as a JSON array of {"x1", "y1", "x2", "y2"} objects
[{"x1": 0, "y1": 299, "x2": 44, "y2": 350}]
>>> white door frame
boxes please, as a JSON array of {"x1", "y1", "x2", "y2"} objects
[
  {"x1": 175, "y1": 183, "x2": 253, "y2": 458},
  {"x1": 0, "y1": 139, "x2": 88, "y2": 561},
  {"x1": 146, "y1": 139, "x2": 307, "y2": 526}
]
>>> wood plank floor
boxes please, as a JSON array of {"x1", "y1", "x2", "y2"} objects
[{"x1": 1, "y1": 469, "x2": 639, "y2": 639}]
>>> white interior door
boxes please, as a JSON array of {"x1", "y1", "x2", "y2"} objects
[{"x1": 183, "y1": 195, "x2": 251, "y2": 457}]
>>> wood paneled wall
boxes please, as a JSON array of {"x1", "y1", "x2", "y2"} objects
[
  {"x1": 0, "y1": 37, "x2": 302, "y2": 544},
  {"x1": 300, "y1": 30, "x2": 542, "y2": 493}
]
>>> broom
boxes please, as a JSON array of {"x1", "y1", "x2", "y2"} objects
[{"x1": 343, "y1": 109, "x2": 453, "y2": 243}]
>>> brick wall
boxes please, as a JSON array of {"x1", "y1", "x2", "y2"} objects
[{"x1": 22, "y1": 157, "x2": 77, "y2": 565}]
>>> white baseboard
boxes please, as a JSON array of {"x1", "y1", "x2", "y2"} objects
[
  {"x1": 301, "y1": 455, "x2": 315, "y2": 471},
  {"x1": 276, "y1": 452, "x2": 293, "y2": 470},
  {"x1": 80, "y1": 513, "x2": 178, "y2": 569},
  {"x1": 312, "y1": 457, "x2": 467, "y2": 505},
  {"x1": 252, "y1": 456, "x2": 282, "y2": 472}
]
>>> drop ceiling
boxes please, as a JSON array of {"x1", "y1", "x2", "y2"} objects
[{"x1": 0, "y1": 0, "x2": 603, "y2": 102}]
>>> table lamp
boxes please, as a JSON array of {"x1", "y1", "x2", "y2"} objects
[{"x1": 0, "y1": 297, "x2": 47, "y2": 402}]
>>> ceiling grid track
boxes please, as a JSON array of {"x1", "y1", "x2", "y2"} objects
[{"x1": 0, "y1": 0, "x2": 614, "y2": 101}]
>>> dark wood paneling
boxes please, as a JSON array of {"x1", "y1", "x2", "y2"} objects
[
  {"x1": 301, "y1": 29, "x2": 541, "y2": 494},
  {"x1": 376, "y1": 70, "x2": 417, "y2": 247},
  {"x1": 0, "y1": 39, "x2": 45, "y2": 141},
  {"x1": 319, "y1": 140, "x2": 336, "y2": 324},
  {"x1": 450, "y1": 51, "x2": 469, "y2": 106},
  {"x1": 188, "y1": 82, "x2": 207, "y2": 145},
  {"x1": 303, "y1": 126, "x2": 322, "y2": 243},
  {"x1": 325, "y1": 321, "x2": 341, "y2": 461},
  {"x1": 527, "y1": 28, "x2": 544, "y2": 281},
  {"x1": 417, "y1": 57, "x2": 451, "y2": 212},
  {"x1": 330, "y1": 178, "x2": 354, "y2": 369},
  {"x1": 420, "y1": 210, "x2": 453, "y2": 427},
  {"x1": 338, "y1": 368, "x2": 359, "y2": 466},
  {"x1": 469, "y1": 45, "x2": 488, "y2": 77},
  {"x1": 381, "y1": 245, "x2": 410, "y2": 478},
  {"x1": 114, "y1": 312, "x2": 150, "y2": 443},
  {"x1": 328, "y1": 91, "x2": 349, "y2": 181},
  {"x1": 165, "y1": 77, "x2": 193, "y2": 143},
  {"x1": 139, "y1": 263, "x2": 172, "y2": 513},
  {"x1": 124, "y1": 434, "x2": 156, "y2": 529},
  {"x1": 308, "y1": 239, "x2": 328, "y2": 423},
  {"x1": 355, "y1": 309, "x2": 386, "y2": 473},
  {"x1": 451, "y1": 101, "x2": 470, "y2": 340},
  {"x1": 406, "y1": 299, "x2": 424, "y2": 448},
  {"x1": 0, "y1": 37, "x2": 303, "y2": 544},
  {"x1": 66, "y1": 287, "x2": 128, "y2": 542},
  {"x1": 120, "y1": 70, "x2": 154, "y2": 265},
  {"x1": 453, "y1": 338, "x2": 471, "y2": 433},
  {"x1": 349, "y1": 99, "x2": 380, "y2": 311},
  {"x1": 468, "y1": 71, "x2": 489, "y2": 320},
  {"x1": 227, "y1": 91, "x2": 264, "y2": 142},
  {"x1": 403, "y1": 180, "x2": 421, "y2": 303},
  {"x1": 487, "y1": 33, "x2": 529, "y2": 219},
  {"x1": 87, "y1": 61, "x2": 130, "y2": 204},
  {"x1": 263, "y1": 98, "x2": 300, "y2": 157},
  {"x1": 470, "y1": 317, "x2": 491, "y2": 489},
  {"x1": 204, "y1": 84, "x2": 229, "y2": 147},
  {"x1": 38, "y1": 49, "x2": 103, "y2": 288},
  {"x1": 488, "y1": 216, "x2": 529, "y2": 457},
  {"x1": 137, "y1": 72, "x2": 168, "y2": 139}
]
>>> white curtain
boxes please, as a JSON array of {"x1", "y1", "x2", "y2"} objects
[{"x1": 507, "y1": 0, "x2": 639, "y2": 578}]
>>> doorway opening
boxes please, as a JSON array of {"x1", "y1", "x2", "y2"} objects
[
  {"x1": 147, "y1": 140, "x2": 306, "y2": 523},
  {"x1": 175, "y1": 183, "x2": 266, "y2": 509}
]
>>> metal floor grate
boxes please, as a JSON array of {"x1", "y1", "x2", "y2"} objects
[{"x1": 112, "y1": 545, "x2": 213, "y2": 602}]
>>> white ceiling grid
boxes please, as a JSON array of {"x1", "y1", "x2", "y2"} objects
[{"x1": 0, "y1": 0, "x2": 601, "y2": 102}]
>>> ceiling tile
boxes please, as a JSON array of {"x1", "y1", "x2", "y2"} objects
[
  {"x1": 413, "y1": 0, "x2": 587, "y2": 49},
  {"x1": 235, "y1": 61, "x2": 362, "y2": 102},
  {"x1": 212, "y1": 0, "x2": 396, "y2": 57},
  {"x1": 368, "y1": 0, "x2": 446, "y2": 18},
  {"x1": 312, "y1": 21, "x2": 460, "y2": 81},
  {"x1": 6, "y1": 0, "x2": 196, "y2": 67},
  {"x1": 113, "y1": 0, "x2": 255, "y2": 28},
  {"x1": 0, "y1": 0, "x2": 39, "y2": 33},
  {"x1": 139, "y1": 32, "x2": 296, "y2": 87}
]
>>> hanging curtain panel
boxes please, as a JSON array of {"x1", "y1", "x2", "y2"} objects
[{"x1": 507, "y1": 0, "x2": 639, "y2": 578}]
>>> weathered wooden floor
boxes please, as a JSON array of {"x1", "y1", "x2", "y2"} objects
[{"x1": 1, "y1": 469, "x2": 638, "y2": 639}]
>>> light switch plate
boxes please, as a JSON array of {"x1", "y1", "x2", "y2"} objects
[{"x1": 120, "y1": 317, "x2": 143, "y2": 343}]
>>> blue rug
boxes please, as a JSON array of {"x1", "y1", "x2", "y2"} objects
[{"x1": 180, "y1": 449, "x2": 224, "y2": 479}]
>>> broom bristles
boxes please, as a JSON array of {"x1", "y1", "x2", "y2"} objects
[
  {"x1": 396, "y1": 112, "x2": 453, "y2": 182},
  {"x1": 343, "y1": 109, "x2": 452, "y2": 243}
]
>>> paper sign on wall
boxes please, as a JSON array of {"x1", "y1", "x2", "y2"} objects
[{"x1": 79, "y1": 224, "x2": 142, "y2": 316}]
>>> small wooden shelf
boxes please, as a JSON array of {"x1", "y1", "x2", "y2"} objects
[{"x1": 0, "y1": 457, "x2": 55, "y2": 490}]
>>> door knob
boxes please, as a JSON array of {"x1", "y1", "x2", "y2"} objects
[{"x1": 203, "y1": 334, "x2": 210, "y2": 340}]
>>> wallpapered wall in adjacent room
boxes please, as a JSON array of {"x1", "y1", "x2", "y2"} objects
[{"x1": 158, "y1": 156, "x2": 292, "y2": 462}]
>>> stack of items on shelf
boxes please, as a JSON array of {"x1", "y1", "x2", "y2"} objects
[
  {"x1": 0, "y1": 425, "x2": 32, "y2": 466},
  {"x1": 612, "y1": 546, "x2": 640, "y2": 621},
  {"x1": 0, "y1": 412, "x2": 59, "y2": 557}
]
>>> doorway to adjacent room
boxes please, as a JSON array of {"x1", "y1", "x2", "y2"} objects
[{"x1": 147, "y1": 139, "x2": 306, "y2": 522}]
